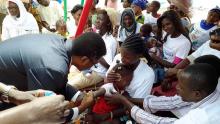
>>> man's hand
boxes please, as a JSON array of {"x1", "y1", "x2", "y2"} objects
[
  {"x1": 105, "y1": 92, "x2": 125, "y2": 105},
  {"x1": 78, "y1": 92, "x2": 94, "y2": 113},
  {"x1": 8, "y1": 89, "x2": 36, "y2": 105},
  {"x1": 106, "y1": 70, "x2": 121, "y2": 83},
  {"x1": 165, "y1": 68, "x2": 179, "y2": 78},
  {"x1": 30, "y1": 95, "x2": 70, "y2": 124}
]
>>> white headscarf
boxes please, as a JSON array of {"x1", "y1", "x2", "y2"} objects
[
  {"x1": 7, "y1": 0, "x2": 32, "y2": 28},
  {"x1": 1, "y1": 0, "x2": 39, "y2": 40}
]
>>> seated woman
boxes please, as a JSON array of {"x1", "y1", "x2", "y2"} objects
[
  {"x1": 1, "y1": 0, "x2": 39, "y2": 41},
  {"x1": 117, "y1": 8, "x2": 142, "y2": 45},
  {"x1": 150, "y1": 10, "x2": 191, "y2": 96},
  {"x1": 85, "y1": 63, "x2": 134, "y2": 124}
]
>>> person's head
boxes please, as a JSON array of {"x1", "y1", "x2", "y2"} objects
[
  {"x1": 111, "y1": 63, "x2": 134, "y2": 90},
  {"x1": 157, "y1": 10, "x2": 187, "y2": 39},
  {"x1": 140, "y1": 23, "x2": 152, "y2": 37},
  {"x1": 123, "y1": 0, "x2": 133, "y2": 8},
  {"x1": 147, "y1": 37, "x2": 157, "y2": 48},
  {"x1": 148, "y1": 1, "x2": 160, "y2": 13},
  {"x1": 209, "y1": 28, "x2": 220, "y2": 51},
  {"x1": 8, "y1": 0, "x2": 20, "y2": 17},
  {"x1": 152, "y1": 23, "x2": 158, "y2": 35},
  {"x1": 176, "y1": 63, "x2": 219, "y2": 102},
  {"x1": 206, "y1": 7, "x2": 220, "y2": 24},
  {"x1": 37, "y1": 0, "x2": 50, "y2": 6},
  {"x1": 120, "y1": 34, "x2": 146, "y2": 66},
  {"x1": 194, "y1": 55, "x2": 220, "y2": 77},
  {"x1": 121, "y1": 8, "x2": 136, "y2": 28},
  {"x1": 91, "y1": 0, "x2": 99, "y2": 11},
  {"x1": 96, "y1": 9, "x2": 113, "y2": 35},
  {"x1": 71, "y1": 4, "x2": 83, "y2": 25},
  {"x1": 71, "y1": 32, "x2": 106, "y2": 70},
  {"x1": 56, "y1": 19, "x2": 67, "y2": 36},
  {"x1": 131, "y1": 0, "x2": 147, "y2": 15}
]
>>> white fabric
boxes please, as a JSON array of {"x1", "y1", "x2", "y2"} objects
[
  {"x1": 107, "y1": 54, "x2": 155, "y2": 98},
  {"x1": 101, "y1": 83, "x2": 117, "y2": 96},
  {"x1": 1, "y1": 0, "x2": 39, "y2": 40},
  {"x1": 71, "y1": 91, "x2": 81, "y2": 102},
  {"x1": 163, "y1": 34, "x2": 191, "y2": 63},
  {"x1": 91, "y1": 33, "x2": 117, "y2": 77},
  {"x1": 130, "y1": 90, "x2": 220, "y2": 124},
  {"x1": 144, "y1": 13, "x2": 158, "y2": 25},
  {"x1": 189, "y1": 22, "x2": 217, "y2": 50},
  {"x1": 71, "y1": 107, "x2": 79, "y2": 120},
  {"x1": 117, "y1": 23, "x2": 142, "y2": 42},
  {"x1": 36, "y1": 1, "x2": 63, "y2": 31}
]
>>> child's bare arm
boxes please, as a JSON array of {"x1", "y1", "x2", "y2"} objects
[{"x1": 93, "y1": 88, "x2": 106, "y2": 98}]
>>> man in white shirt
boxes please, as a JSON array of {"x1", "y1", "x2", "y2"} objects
[{"x1": 107, "y1": 63, "x2": 220, "y2": 124}]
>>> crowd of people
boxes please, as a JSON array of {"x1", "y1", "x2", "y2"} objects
[{"x1": 0, "y1": 0, "x2": 220, "y2": 124}]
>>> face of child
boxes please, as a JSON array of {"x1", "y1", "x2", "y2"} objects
[
  {"x1": 114, "y1": 74, "x2": 133, "y2": 90},
  {"x1": 123, "y1": 15, "x2": 133, "y2": 27},
  {"x1": 57, "y1": 25, "x2": 67, "y2": 36},
  {"x1": 206, "y1": 11, "x2": 220, "y2": 24},
  {"x1": 162, "y1": 18, "x2": 175, "y2": 35},
  {"x1": 152, "y1": 25, "x2": 158, "y2": 34},
  {"x1": 209, "y1": 34, "x2": 220, "y2": 51},
  {"x1": 131, "y1": 4, "x2": 141, "y2": 15},
  {"x1": 123, "y1": 0, "x2": 131, "y2": 8},
  {"x1": 176, "y1": 71, "x2": 199, "y2": 102},
  {"x1": 148, "y1": 2, "x2": 158, "y2": 13}
]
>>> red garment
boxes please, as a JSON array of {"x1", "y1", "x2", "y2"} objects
[
  {"x1": 151, "y1": 81, "x2": 178, "y2": 96},
  {"x1": 92, "y1": 96, "x2": 118, "y2": 114}
]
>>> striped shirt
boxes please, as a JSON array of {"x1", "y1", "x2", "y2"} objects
[{"x1": 130, "y1": 90, "x2": 220, "y2": 124}]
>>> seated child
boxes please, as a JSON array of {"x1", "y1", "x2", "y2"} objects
[
  {"x1": 56, "y1": 19, "x2": 69, "y2": 38},
  {"x1": 86, "y1": 63, "x2": 134, "y2": 124},
  {"x1": 140, "y1": 23, "x2": 152, "y2": 42},
  {"x1": 146, "y1": 37, "x2": 164, "y2": 84}
]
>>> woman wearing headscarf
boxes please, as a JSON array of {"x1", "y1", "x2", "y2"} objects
[
  {"x1": 117, "y1": 8, "x2": 142, "y2": 45},
  {"x1": 1, "y1": 0, "x2": 39, "y2": 41}
]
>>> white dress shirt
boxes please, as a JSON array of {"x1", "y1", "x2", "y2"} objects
[{"x1": 130, "y1": 90, "x2": 220, "y2": 124}]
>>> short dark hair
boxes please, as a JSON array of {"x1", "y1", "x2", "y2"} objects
[
  {"x1": 71, "y1": 32, "x2": 106, "y2": 60},
  {"x1": 194, "y1": 55, "x2": 220, "y2": 76},
  {"x1": 141, "y1": 24, "x2": 152, "y2": 36},
  {"x1": 71, "y1": 4, "x2": 83, "y2": 14},
  {"x1": 152, "y1": 0, "x2": 160, "y2": 10},
  {"x1": 209, "y1": 28, "x2": 220, "y2": 37},
  {"x1": 182, "y1": 63, "x2": 219, "y2": 95},
  {"x1": 112, "y1": 63, "x2": 134, "y2": 77}
]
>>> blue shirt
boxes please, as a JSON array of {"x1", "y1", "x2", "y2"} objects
[{"x1": 0, "y1": 34, "x2": 76, "y2": 100}]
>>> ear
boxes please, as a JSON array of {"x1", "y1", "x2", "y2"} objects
[
  {"x1": 80, "y1": 56, "x2": 90, "y2": 65},
  {"x1": 194, "y1": 91, "x2": 203, "y2": 101}
]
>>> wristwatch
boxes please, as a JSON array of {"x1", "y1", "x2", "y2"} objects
[{"x1": 0, "y1": 85, "x2": 17, "y2": 103}]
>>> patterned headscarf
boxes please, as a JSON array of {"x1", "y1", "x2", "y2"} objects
[
  {"x1": 120, "y1": 8, "x2": 137, "y2": 34},
  {"x1": 132, "y1": 0, "x2": 148, "y2": 10}
]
